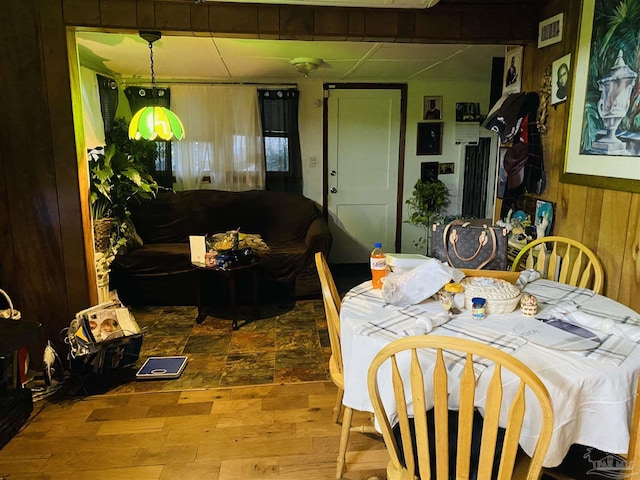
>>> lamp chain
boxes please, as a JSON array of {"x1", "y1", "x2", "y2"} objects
[{"x1": 148, "y1": 41, "x2": 156, "y2": 97}]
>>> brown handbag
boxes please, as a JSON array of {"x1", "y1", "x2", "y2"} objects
[{"x1": 431, "y1": 220, "x2": 508, "y2": 270}]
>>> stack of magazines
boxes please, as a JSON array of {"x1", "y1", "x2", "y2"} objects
[{"x1": 66, "y1": 298, "x2": 143, "y2": 376}]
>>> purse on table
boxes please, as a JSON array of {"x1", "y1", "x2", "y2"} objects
[{"x1": 431, "y1": 220, "x2": 508, "y2": 270}]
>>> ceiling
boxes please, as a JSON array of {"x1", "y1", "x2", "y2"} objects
[
  {"x1": 76, "y1": 32, "x2": 507, "y2": 84},
  {"x1": 197, "y1": 0, "x2": 440, "y2": 7}
]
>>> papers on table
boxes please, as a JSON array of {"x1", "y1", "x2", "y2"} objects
[{"x1": 513, "y1": 317, "x2": 601, "y2": 351}]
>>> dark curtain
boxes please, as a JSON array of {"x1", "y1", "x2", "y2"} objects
[
  {"x1": 97, "y1": 74, "x2": 119, "y2": 134},
  {"x1": 258, "y1": 88, "x2": 303, "y2": 194},
  {"x1": 124, "y1": 86, "x2": 170, "y2": 111}
]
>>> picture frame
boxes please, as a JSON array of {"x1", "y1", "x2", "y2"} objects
[
  {"x1": 502, "y1": 46, "x2": 523, "y2": 95},
  {"x1": 455, "y1": 102, "x2": 481, "y2": 122},
  {"x1": 420, "y1": 161, "x2": 439, "y2": 182},
  {"x1": 562, "y1": 0, "x2": 640, "y2": 193},
  {"x1": 551, "y1": 54, "x2": 571, "y2": 105},
  {"x1": 439, "y1": 162, "x2": 455, "y2": 175},
  {"x1": 417, "y1": 122, "x2": 443, "y2": 155},
  {"x1": 538, "y1": 13, "x2": 563, "y2": 48},
  {"x1": 423, "y1": 96, "x2": 443, "y2": 120}
]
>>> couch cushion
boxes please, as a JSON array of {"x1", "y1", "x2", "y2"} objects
[
  {"x1": 130, "y1": 190, "x2": 322, "y2": 245},
  {"x1": 112, "y1": 243, "x2": 193, "y2": 275}
]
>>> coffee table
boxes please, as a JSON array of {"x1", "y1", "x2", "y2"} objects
[{"x1": 193, "y1": 260, "x2": 260, "y2": 330}]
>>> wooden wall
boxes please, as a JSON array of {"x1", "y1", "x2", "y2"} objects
[
  {"x1": 523, "y1": 0, "x2": 640, "y2": 311},
  {"x1": 1, "y1": 0, "x2": 638, "y2": 364}
]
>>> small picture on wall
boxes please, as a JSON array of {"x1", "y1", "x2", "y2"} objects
[
  {"x1": 455, "y1": 102, "x2": 481, "y2": 122},
  {"x1": 423, "y1": 96, "x2": 443, "y2": 120},
  {"x1": 551, "y1": 54, "x2": 571, "y2": 105},
  {"x1": 503, "y1": 45, "x2": 523, "y2": 95},
  {"x1": 439, "y1": 162, "x2": 455, "y2": 175},
  {"x1": 417, "y1": 122, "x2": 443, "y2": 155}
]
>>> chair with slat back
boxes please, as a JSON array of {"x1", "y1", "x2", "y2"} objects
[
  {"x1": 511, "y1": 236, "x2": 604, "y2": 294},
  {"x1": 315, "y1": 252, "x2": 379, "y2": 479},
  {"x1": 367, "y1": 336, "x2": 554, "y2": 480}
]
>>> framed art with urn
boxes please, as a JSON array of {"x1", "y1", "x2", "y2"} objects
[{"x1": 562, "y1": 0, "x2": 640, "y2": 193}]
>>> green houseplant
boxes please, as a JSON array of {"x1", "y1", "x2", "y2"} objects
[
  {"x1": 89, "y1": 134, "x2": 161, "y2": 296},
  {"x1": 405, "y1": 178, "x2": 450, "y2": 254}
]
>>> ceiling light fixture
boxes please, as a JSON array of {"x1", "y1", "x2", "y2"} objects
[
  {"x1": 128, "y1": 31, "x2": 185, "y2": 141},
  {"x1": 290, "y1": 57, "x2": 323, "y2": 77}
]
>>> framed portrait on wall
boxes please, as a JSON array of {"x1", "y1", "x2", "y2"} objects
[
  {"x1": 423, "y1": 96, "x2": 443, "y2": 120},
  {"x1": 562, "y1": 0, "x2": 640, "y2": 193},
  {"x1": 421, "y1": 161, "x2": 439, "y2": 182},
  {"x1": 551, "y1": 54, "x2": 571, "y2": 105},
  {"x1": 417, "y1": 122, "x2": 443, "y2": 155},
  {"x1": 502, "y1": 46, "x2": 523, "y2": 95}
]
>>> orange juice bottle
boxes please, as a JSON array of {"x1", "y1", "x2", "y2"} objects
[{"x1": 370, "y1": 242, "x2": 387, "y2": 289}]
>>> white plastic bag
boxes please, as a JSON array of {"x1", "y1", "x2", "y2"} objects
[{"x1": 381, "y1": 258, "x2": 454, "y2": 306}]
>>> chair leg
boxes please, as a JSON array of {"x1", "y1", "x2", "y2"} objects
[
  {"x1": 333, "y1": 388, "x2": 344, "y2": 424},
  {"x1": 337, "y1": 406, "x2": 353, "y2": 479}
]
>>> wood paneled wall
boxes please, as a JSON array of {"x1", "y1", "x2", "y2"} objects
[
  {"x1": 1, "y1": 0, "x2": 638, "y2": 365},
  {"x1": 523, "y1": 0, "x2": 640, "y2": 311}
]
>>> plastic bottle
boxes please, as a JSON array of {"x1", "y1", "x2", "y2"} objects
[{"x1": 370, "y1": 242, "x2": 387, "y2": 289}]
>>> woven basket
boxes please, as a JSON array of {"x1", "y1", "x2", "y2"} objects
[
  {"x1": 461, "y1": 277, "x2": 522, "y2": 314},
  {"x1": 93, "y1": 218, "x2": 115, "y2": 253}
]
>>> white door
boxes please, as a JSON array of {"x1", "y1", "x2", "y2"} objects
[{"x1": 326, "y1": 88, "x2": 402, "y2": 263}]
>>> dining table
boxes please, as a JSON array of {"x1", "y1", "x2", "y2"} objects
[{"x1": 340, "y1": 276, "x2": 640, "y2": 468}]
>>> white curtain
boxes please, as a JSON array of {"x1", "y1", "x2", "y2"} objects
[
  {"x1": 80, "y1": 67, "x2": 106, "y2": 150},
  {"x1": 171, "y1": 85, "x2": 265, "y2": 191}
]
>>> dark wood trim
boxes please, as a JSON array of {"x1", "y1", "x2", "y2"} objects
[{"x1": 62, "y1": 0, "x2": 538, "y2": 44}]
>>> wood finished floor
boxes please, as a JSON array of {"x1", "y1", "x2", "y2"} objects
[
  {"x1": 0, "y1": 382, "x2": 389, "y2": 480},
  {"x1": 1, "y1": 265, "x2": 387, "y2": 479}
]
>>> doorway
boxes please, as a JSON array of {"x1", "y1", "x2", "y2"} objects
[
  {"x1": 324, "y1": 84, "x2": 407, "y2": 263},
  {"x1": 460, "y1": 133, "x2": 499, "y2": 221}
]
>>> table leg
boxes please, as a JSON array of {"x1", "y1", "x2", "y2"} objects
[
  {"x1": 251, "y1": 268, "x2": 259, "y2": 320},
  {"x1": 228, "y1": 271, "x2": 238, "y2": 330},
  {"x1": 195, "y1": 270, "x2": 207, "y2": 324}
]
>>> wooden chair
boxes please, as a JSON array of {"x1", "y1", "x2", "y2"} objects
[
  {"x1": 367, "y1": 336, "x2": 554, "y2": 480},
  {"x1": 511, "y1": 236, "x2": 604, "y2": 294},
  {"x1": 315, "y1": 252, "x2": 379, "y2": 479}
]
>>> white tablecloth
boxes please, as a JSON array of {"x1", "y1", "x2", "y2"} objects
[{"x1": 340, "y1": 279, "x2": 640, "y2": 467}]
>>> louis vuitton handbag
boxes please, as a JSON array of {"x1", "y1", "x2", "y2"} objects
[{"x1": 431, "y1": 220, "x2": 508, "y2": 270}]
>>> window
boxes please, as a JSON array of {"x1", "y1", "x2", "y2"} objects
[{"x1": 258, "y1": 88, "x2": 302, "y2": 193}]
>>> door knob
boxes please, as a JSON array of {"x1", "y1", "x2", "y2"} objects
[
  {"x1": 330, "y1": 170, "x2": 337, "y2": 176},
  {"x1": 330, "y1": 187, "x2": 337, "y2": 193}
]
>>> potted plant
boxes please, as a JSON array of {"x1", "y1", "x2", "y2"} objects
[
  {"x1": 89, "y1": 138, "x2": 161, "y2": 299},
  {"x1": 405, "y1": 178, "x2": 450, "y2": 255}
]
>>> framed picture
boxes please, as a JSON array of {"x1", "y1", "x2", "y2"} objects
[
  {"x1": 439, "y1": 162, "x2": 455, "y2": 175},
  {"x1": 423, "y1": 96, "x2": 443, "y2": 120},
  {"x1": 417, "y1": 122, "x2": 443, "y2": 155},
  {"x1": 420, "y1": 162, "x2": 439, "y2": 182},
  {"x1": 503, "y1": 46, "x2": 523, "y2": 95},
  {"x1": 538, "y1": 13, "x2": 563, "y2": 48},
  {"x1": 551, "y1": 54, "x2": 571, "y2": 105},
  {"x1": 455, "y1": 102, "x2": 480, "y2": 122},
  {"x1": 562, "y1": 0, "x2": 640, "y2": 193}
]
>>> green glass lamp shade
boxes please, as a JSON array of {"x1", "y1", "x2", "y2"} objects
[{"x1": 128, "y1": 106, "x2": 185, "y2": 141}]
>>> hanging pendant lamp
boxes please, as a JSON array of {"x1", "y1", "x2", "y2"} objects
[{"x1": 128, "y1": 31, "x2": 185, "y2": 141}]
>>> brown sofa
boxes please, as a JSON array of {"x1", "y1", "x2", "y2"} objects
[{"x1": 109, "y1": 189, "x2": 331, "y2": 305}]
